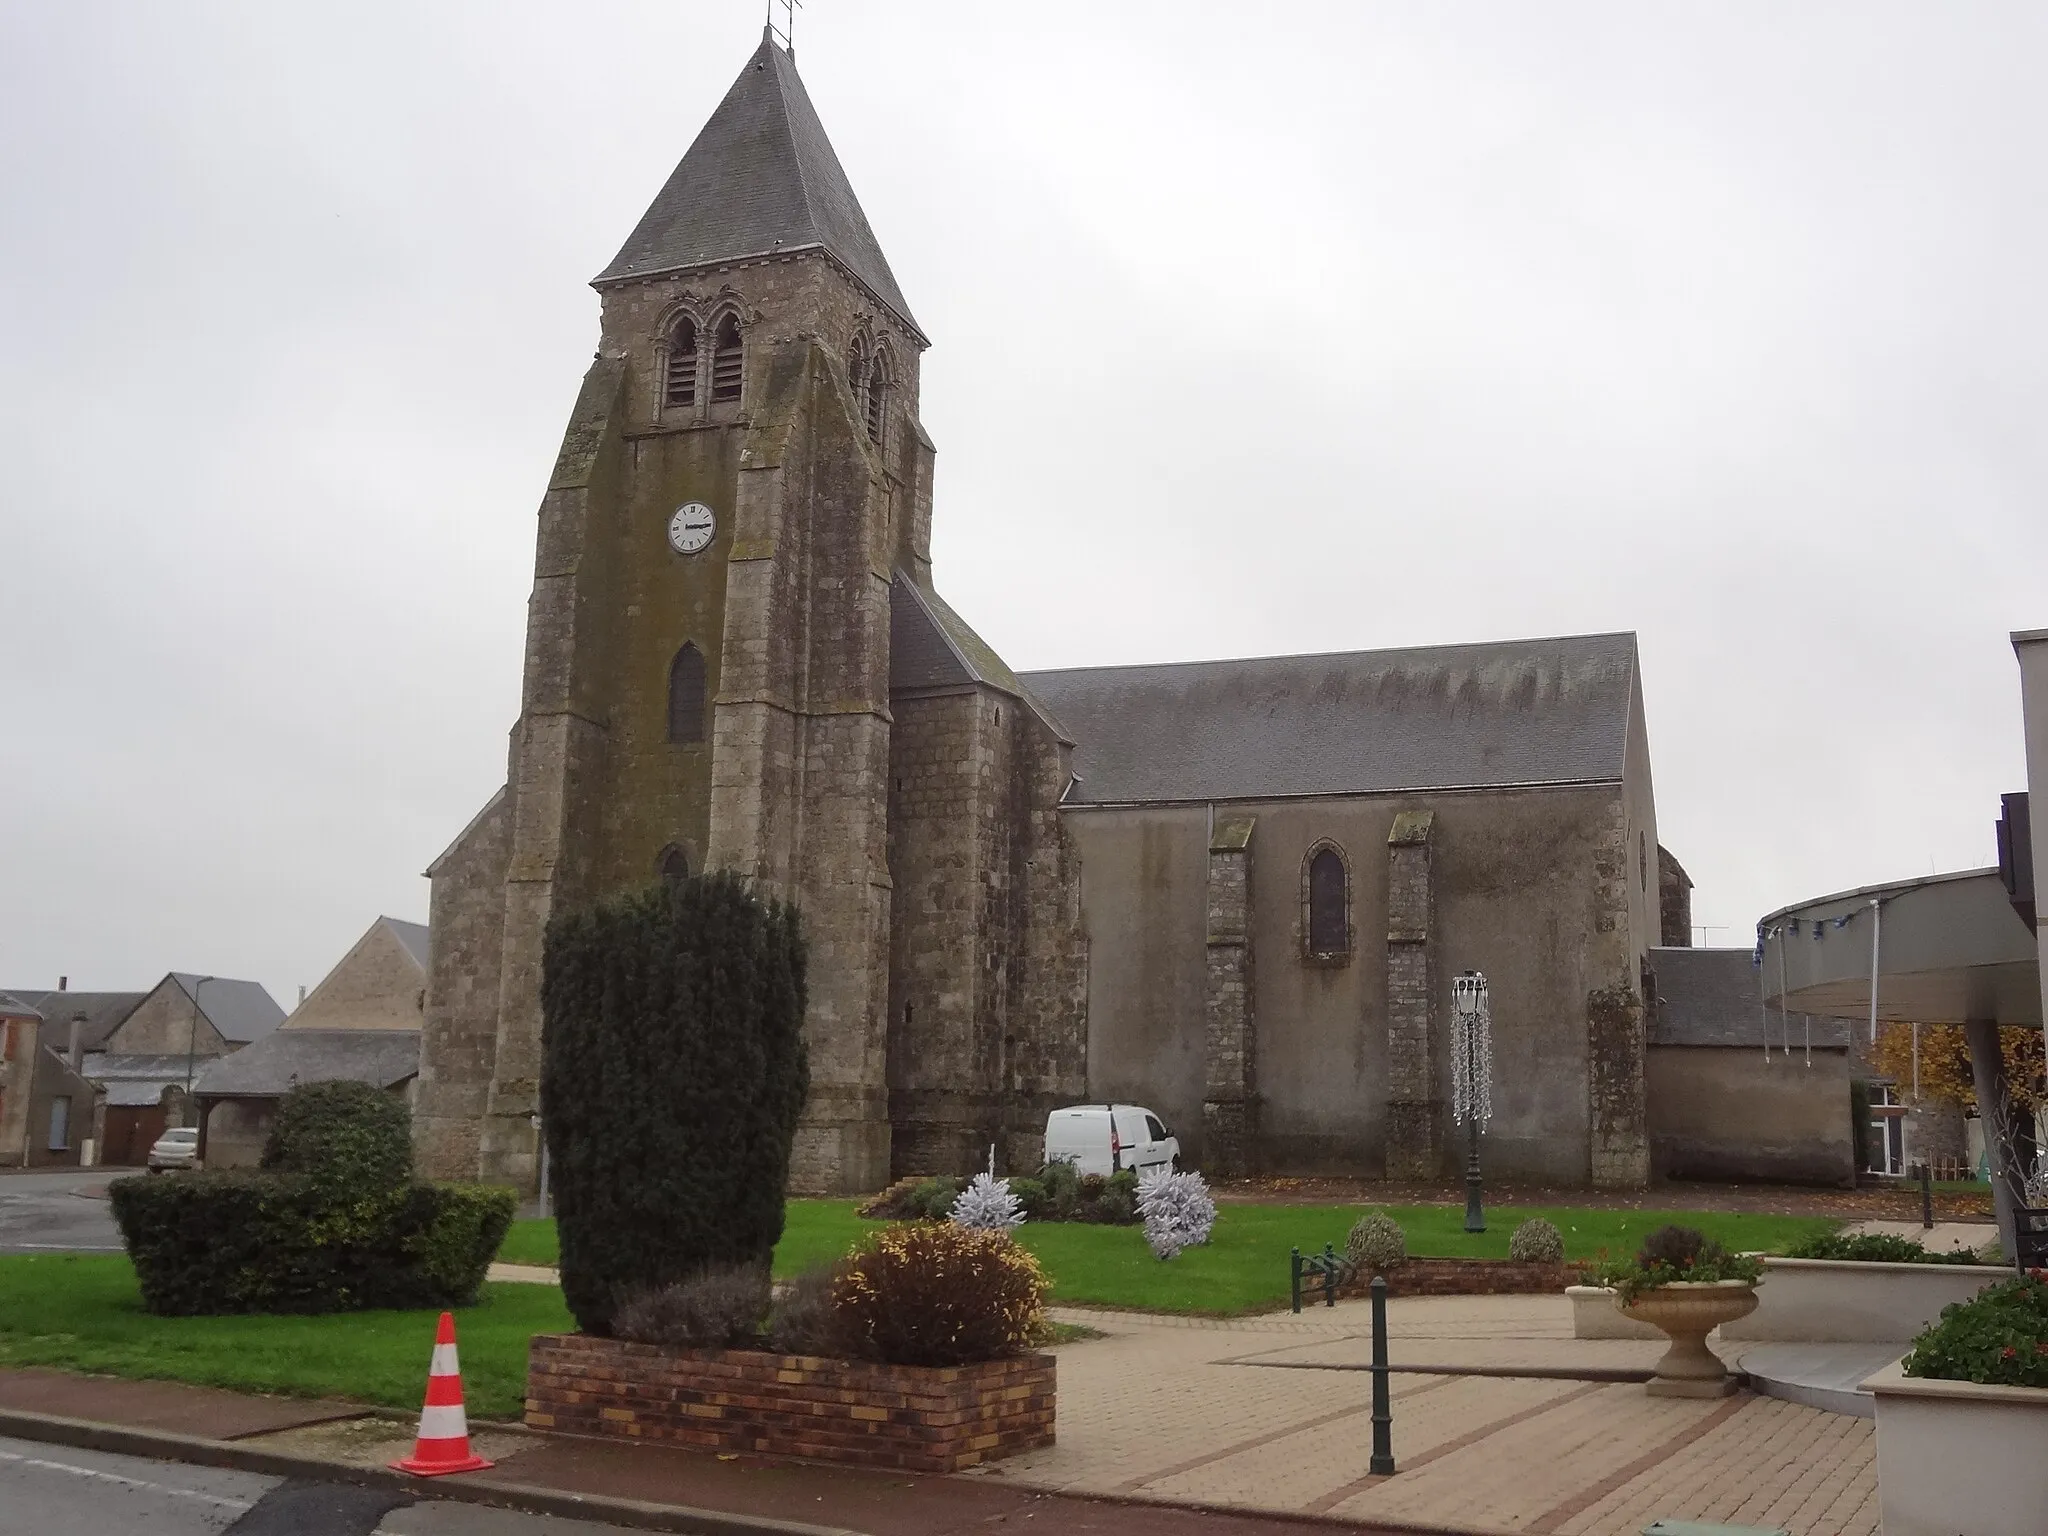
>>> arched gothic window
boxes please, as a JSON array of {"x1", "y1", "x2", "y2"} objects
[
  {"x1": 710, "y1": 314, "x2": 743, "y2": 403},
  {"x1": 864, "y1": 354, "x2": 887, "y2": 443},
  {"x1": 657, "y1": 845, "x2": 691, "y2": 886},
  {"x1": 1307, "y1": 845, "x2": 1349, "y2": 957},
  {"x1": 667, "y1": 643, "x2": 706, "y2": 744},
  {"x1": 664, "y1": 316, "x2": 698, "y2": 409},
  {"x1": 847, "y1": 336, "x2": 868, "y2": 410}
]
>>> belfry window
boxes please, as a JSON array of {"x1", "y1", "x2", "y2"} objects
[
  {"x1": 710, "y1": 314, "x2": 743, "y2": 403},
  {"x1": 667, "y1": 642, "x2": 707, "y2": 744},
  {"x1": 1307, "y1": 845, "x2": 1349, "y2": 957},
  {"x1": 864, "y1": 355, "x2": 887, "y2": 443},
  {"x1": 847, "y1": 336, "x2": 868, "y2": 412},
  {"x1": 664, "y1": 317, "x2": 698, "y2": 409}
]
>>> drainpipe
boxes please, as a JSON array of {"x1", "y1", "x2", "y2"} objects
[{"x1": 67, "y1": 1016, "x2": 83, "y2": 1072}]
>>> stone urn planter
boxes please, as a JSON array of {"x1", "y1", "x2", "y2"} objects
[{"x1": 1617, "y1": 1280, "x2": 1759, "y2": 1397}]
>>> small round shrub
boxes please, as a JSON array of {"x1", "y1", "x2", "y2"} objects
[
  {"x1": 1347, "y1": 1211, "x2": 1406, "y2": 1271},
  {"x1": 768, "y1": 1268, "x2": 846, "y2": 1357},
  {"x1": 831, "y1": 1223, "x2": 1047, "y2": 1367},
  {"x1": 260, "y1": 1079, "x2": 412, "y2": 1192},
  {"x1": 1508, "y1": 1217, "x2": 1565, "y2": 1265},
  {"x1": 1007, "y1": 1176, "x2": 1048, "y2": 1220},
  {"x1": 905, "y1": 1175, "x2": 962, "y2": 1222},
  {"x1": 613, "y1": 1263, "x2": 770, "y2": 1348},
  {"x1": 1038, "y1": 1159, "x2": 1083, "y2": 1220}
]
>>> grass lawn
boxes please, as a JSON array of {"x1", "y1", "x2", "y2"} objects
[
  {"x1": 0, "y1": 1202, "x2": 1838, "y2": 1415},
  {"x1": 504, "y1": 1200, "x2": 1842, "y2": 1316},
  {"x1": 0, "y1": 1255, "x2": 569, "y2": 1420}
]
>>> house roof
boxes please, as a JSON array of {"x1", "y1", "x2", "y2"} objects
[
  {"x1": 0, "y1": 992, "x2": 42, "y2": 1020},
  {"x1": 168, "y1": 974, "x2": 284, "y2": 1045},
  {"x1": 888, "y1": 575, "x2": 1073, "y2": 745},
  {"x1": 82, "y1": 1053, "x2": 204, "y2": 1107},
  {"x1": 1650, "y1": 946, "x2": 1851, "y2": 1049},
  {"x1": 381, "y1": 917, "x2": 429, "y2": 970},
  {"x1": 1019, "y1": 632, "x2": 1640, "y2": 806},
  {"x1": 594, "y1": 33, "x2": 919, "y2": 338},
  {"x1": 194, "y1": 1029, "x2": 421, "y2": 1100},
  {"x1": 0, "y1": 990, "x2": 146, "y2": 1050}
]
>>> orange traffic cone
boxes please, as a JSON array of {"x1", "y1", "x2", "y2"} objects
[{"x1": 392, "y1": 1311, "x2": 493, "y2": 1476}]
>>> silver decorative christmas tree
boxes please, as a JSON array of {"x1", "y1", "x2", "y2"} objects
[{"x1": 1451, "y1": 971, "x2": 1493, "y2": 1232}]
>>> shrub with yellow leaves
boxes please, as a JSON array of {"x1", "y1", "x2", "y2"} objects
[{"x1": 830, "y1": 1222, "x2": 1048, "y2": 1367}]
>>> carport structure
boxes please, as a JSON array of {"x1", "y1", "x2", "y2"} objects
[{"x1": 1758, "y1": 626, "x2": 2048, "y2": 1254}]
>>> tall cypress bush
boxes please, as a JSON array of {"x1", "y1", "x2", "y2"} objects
[{"x1": 541, "y1": 871, "x2": 809, "y2": 1335}]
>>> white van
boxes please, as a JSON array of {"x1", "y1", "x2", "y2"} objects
[{"x1": 1042, "y1": 1104, "x2": 1181, "y2": 1177}]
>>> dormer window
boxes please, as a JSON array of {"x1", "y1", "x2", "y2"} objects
[
  {"x1": 710, "y1": 314, "x2": 743, "y2": 403},
  {"x1": 664, "y1": 317, "x2": 698, "y2": 409}
]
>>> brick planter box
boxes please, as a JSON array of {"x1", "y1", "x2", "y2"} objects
[
  {"x1": 1331, "y1": 1257, "x2": 1585, "y2": 1299},
  {"x1": 525, "y1": 1333, "x2": 1054, "y2": 1473}
]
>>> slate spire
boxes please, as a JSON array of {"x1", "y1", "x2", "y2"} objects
[{"x1": 595, "y1": 31, "x2": 920, "y2": 338}]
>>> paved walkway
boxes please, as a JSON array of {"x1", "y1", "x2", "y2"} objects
[{"x1": 974, "y1": 1294, "x2": 1876, "y2": 1536}]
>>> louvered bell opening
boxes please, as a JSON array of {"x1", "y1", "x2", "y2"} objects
[
  {"x1": 664, "y1": 321, "x2": 697, "y2": 408},
  {"x1": 710, "y1": 317, "x2": 743, "y2": 403},
  {"x1": 864, "y1": 361, "x2": 885, "y2": 443}
]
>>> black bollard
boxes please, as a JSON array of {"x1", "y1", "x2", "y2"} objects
[
  {"x1": 1369, "y1": 1275, "x2": 1395, "y2": 1475},
  {"x1": 1291, "y1": 1246, "x2": 1303, "y2": 1314},
  {"x1": 1920, "y1": 1162, "x2": 1935, "y2": 1230}
]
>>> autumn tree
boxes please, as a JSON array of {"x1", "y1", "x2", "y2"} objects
[{"x1": 1871, "y1": 1022, "x2": 2044, "y2": 1114}]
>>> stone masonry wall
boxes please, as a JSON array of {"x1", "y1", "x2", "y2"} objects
[
  {"x1": 1383, "y1": 810, "x2": 1443, "y2": 1178},
  {"x1": 1203, "y1": 817, "x2": 1256, "y2": 1176}
]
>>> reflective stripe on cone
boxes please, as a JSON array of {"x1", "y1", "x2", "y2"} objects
[{"x1": 392, "y1": 1311, "x2": 493, "y2": 1477}]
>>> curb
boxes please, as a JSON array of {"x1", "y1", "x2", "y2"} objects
[{"x1": 0, "y1": 1407, "x2": 861, "y2": 1536}]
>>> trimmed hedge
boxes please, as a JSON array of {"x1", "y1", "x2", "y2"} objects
[
  {"x1": 261, "y1": 1078, "x2": 412, "y2": 1193},
  {"x1": 541, "y1": 872, "x2": 809, "y2": 1336},
  {"x1": 1906, "y1": 1272, "x2": 2048, "y2": 1387},
  {"x1": 111, "y1": 1173, "x2": 513, "y2": 1316}
]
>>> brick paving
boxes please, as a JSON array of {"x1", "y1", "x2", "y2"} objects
[{"x1": 961, "y1": 1292, "x2": 1878, "y2": 1535}]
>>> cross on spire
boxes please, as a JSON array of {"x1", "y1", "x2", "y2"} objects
[{"x1": 767, "y1": 0, "x2": 801, "y2": 56}]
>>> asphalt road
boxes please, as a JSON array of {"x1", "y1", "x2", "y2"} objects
[
  {"x1": 0, "y1": 1436, "x2": 669, "y2": 1535},
  {"x1": 0, "y1": 1167, "x2": 125, "y2": 1254}
]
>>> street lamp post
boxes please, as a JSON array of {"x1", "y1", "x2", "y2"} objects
[{"x1": 1452, "y1": 972, "x2": 1493, "y2": 1233}]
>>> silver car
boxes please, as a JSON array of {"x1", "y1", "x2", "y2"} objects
[{"x1": 146, "y1": 1126, "x2": 201, "y2": 1172}]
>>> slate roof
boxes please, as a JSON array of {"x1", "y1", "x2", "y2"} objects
[
  {"x1": 595, "y1": 33, "x2": 919, "y2": 337},
  {"x1": 0, "y1": 990, "x2": 146, "y2": 1050},
  {"x1": 195, "y1": 1029, "x2": 421, "y2": 1100},
  {"x1": 82, "y1": 1054, "x2": 202, "y2": 1108},
  {"x1": 168, "y1": 974, "x2": 284, "y2": 1045},
  {"x1": 1019, "y1": 633, "x2": 1639, "y2": 806},
  {"x1": 0, "y1": 993, "x2": 42, "y2": 1020},
  {"x1": 381, "y1": 917, "x2": 429, "y2": 970},
  {"x1": 1649, "y1": 946, "x2": 1851, "y2": 1049},
  {"x1": 889, "y1": 575, "x2": 1072, "y2": 744}
]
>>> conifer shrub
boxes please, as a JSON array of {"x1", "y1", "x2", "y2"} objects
[
  {"x1": 830, "y1": 1224, "x2": 1047, "y2": 1367},
  {"x1": 541, "y1": 872, "x2": 809, "y2": 1336},
  {"x1": 1508, "y1": 1217, "x2": 1566, "y2": 1265}
]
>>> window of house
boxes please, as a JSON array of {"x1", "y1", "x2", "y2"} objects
[
  {"x1": 48, "y1": 1096, "x2": 70, "y2": 1151},
  {"x1": 664, "y1": 316, "x2": 698, "y2": 409},
  {"x1": 1307, "y1": 846, "x2": 1348, "y2": 957},
  {"x1": 667, "y1": 643, "x2": 707, "y2": 744},
  {"x1": 864, "y1": 354, "x2": 886, "y2": 443},
  {"x1": 710, "y1": 314, "x2": 743, "y2": 403}
]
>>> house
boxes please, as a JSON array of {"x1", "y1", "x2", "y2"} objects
[
  {"x1": 6, "y1": 974, "x2": 284, "y2": 1164},
  {"x1": 196, "y1": 918, "x2": 427, "y2": 1167},
  {"x1": 0, "y1": 993, "x2": 104, "y2": 1166}
]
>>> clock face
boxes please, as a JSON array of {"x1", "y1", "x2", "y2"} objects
[{"x1": 668, "y1": 501, "x2": 715, "y2": 555}]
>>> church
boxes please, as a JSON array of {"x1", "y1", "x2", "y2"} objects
[{"x1": 413, "y1": 31, "x2": 1674, "y2": 1198}]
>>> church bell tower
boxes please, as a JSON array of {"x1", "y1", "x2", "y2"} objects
[{"x1": 414, "y1": 29, "x2": 941, "y2": 1194}]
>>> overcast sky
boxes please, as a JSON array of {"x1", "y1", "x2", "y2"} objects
[{"x1": 3, "y1": 2, "x2": 2043, "y2": 1007}]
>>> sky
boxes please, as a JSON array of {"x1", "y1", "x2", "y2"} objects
[{"x1": 2, "y1": 2, "x2": 2043, "y2": 1008}]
